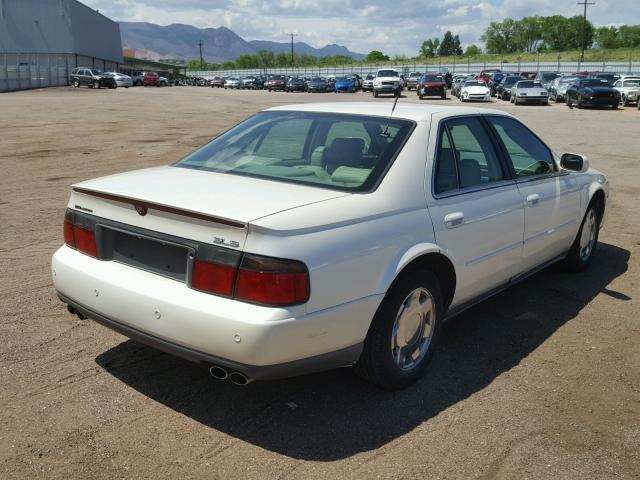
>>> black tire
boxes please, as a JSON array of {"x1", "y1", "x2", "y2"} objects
[
  {"x1": 611, "y1": 102, "x2": 619, "y2": 109},
  {"x1": 355, "y1": 270, "x2": 443, "y2": 390},
  {"x1": 418, "y1": 93, "x2": 423, "y2": 100},
  {"x1": 373, "y1": 90, "x2": 379, "y2": 98},
  {"x1": 621, "y1": 94, "x2": 627, "y2": 107},
  {"x1": 93, "y1": 80, "x2": 100, "y2": 89},
  {"x1": 441, "y1": 91, "x2": 446, "y2": 100},
  {"x1": 72, "y1": 79, "x2": 80, "y2": 88},
  {"x1": 562, "y1": 204, "x2": 600, "y2": 272}
]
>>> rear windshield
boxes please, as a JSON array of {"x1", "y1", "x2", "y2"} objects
[
  {"x1": 377, "y1": 70, "x2": 398, "y2": 77},
  {"x1": 175, "y1": 111, "x2": 415, "y2": 192}
]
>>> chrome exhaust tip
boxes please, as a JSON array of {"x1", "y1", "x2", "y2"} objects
[
  {"x1": 209, "y1": 365, "x2": 228, "y2": 380},
  {"x1": 228, "y1": 371, "x2": 252, "y2": 386}
]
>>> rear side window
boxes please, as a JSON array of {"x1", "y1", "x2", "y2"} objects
[
  {"x1": 487, "y1": 116, "x2": 555, "y2": 177},
  {"x1": 434, "y1": 117, "x2": 506, "y2": 194}
]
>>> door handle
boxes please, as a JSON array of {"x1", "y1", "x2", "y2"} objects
[
  {"x1": 526, "y1": 194, "x2": 540, "y2": 206},
  {"x1": 444, "y1": 212, "x2": 464, "y2": 228}
]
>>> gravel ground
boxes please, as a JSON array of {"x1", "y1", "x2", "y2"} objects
[{"x1": 0, "y1": 86, "x2": 638, "y2": 479}]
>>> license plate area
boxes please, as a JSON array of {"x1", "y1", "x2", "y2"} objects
[{"x1": 98, "y1": 226, "x2": 193, "y2": 282}]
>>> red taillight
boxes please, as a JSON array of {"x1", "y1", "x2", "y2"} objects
[
  {"x1": 191, "y1": 259, "x2": 236, "y2": 297},
  {"x1": 235, "y1": 254, "x2": 309, "y2": 307},
  {"x1": 63, "y1": 220, "x2": 75, "y2": 248},
  {"x1": 73, "y1": 225, "x2": 97, "y2": 257},
  {"x1": 64, "y1": 214, "x2": 97, "y2": 258}
]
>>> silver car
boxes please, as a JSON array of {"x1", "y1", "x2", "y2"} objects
[
  {"x1": 103, "y1": 72, "x2": 133, "y2": 88},
  {"x1": 549, "y1": 76, "x2": 579, "y2": 103},
  {"x1": 225, "y1": 77, "x2": 241, "y2": 89},
  {"x1": 405, "y1": 72, "x2": 422, "y2": 91},
  {"x1": 613, "y1": 77, "x2": 640, "y2": 106},
  {"x1": 510, "y1": 80, "x2": 549, "y2": 105}
]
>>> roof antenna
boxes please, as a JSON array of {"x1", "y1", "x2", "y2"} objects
[{"x1": 380, "y1": 89, "x2": 401, "y2": 137}]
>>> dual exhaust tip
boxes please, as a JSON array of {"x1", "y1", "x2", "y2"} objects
[
  {"x1": 209, "y1": 365, "x2": 252, "y2": 386},
  {"x1": 66, "y1": 304, "x2": 251, "y2": 386}
]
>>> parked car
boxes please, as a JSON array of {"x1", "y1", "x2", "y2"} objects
[
  {"x1": 350, "y1": 74, "x2": 363, "y2": 91},
  {"x1": 266, "y1": 75, "x2": 286, "y2": 91},
  {"x1": 451, "y1": 75, "x2": 473, "y2": 97},
  {"x1": 476, "y1": 68, "x2": 501, "y2": 84},
  {"x1": 549, "y1": 76, "x2": 579, "y2": 103},
  {"x1": 587, "y1": 72, "x2": 620, "y2": 85},
  {"x1": 459, "y1": 80, "x2": 491, "y2": 102},
  {"x1": 334, "y1": 76, "x2": 357, "y2": 93},
  {"x1": 103, "y1": 72, "x2": 132, "y2": 88},
  {"x1": 224, "y1": 77, "x2": 241, "y2": 89},
  {"x1": 286, "y1": 77, "x2": 307, "y2": 92},
  {"x1": 143, "y1": 72, "x2": 168, "y2": 87},
  {"x1": 566, "y1": 78, "x2": 620, "y2": 109},
  {"x1": 241, "y1": 76, "x2": 256, "y2": 89},
  {"x1": 210, "y1": 77, "x2": 225, "y2": 88},
  {"x1": 509, "y1": 80, "x2": 549, "y2": 105},
  {"x1": 129, "y1": 72, "x2": 144, "y2": 86},
  {"x1": 373, "y1": 69, "x2": 402, "y2": 97},
  {"x1": 253, "y1": 76, "x2": 266, "y2": 90},
  {"x1": 495, "y1": 76, "x2": 524, "y2": 100},
  {"x1": 518, "y1": 71, "x2": 538, "y2": 80},
  {"x1": 417, "y1": 73, "x2": 447, "y2": 100},
  {"x1": 361, "y1": 74, "x2": 375, "y2": 92},
  {"x1": 406, "y1": 72, "x2": 422, "y2": 91},
  {"x1": 488, "y1": 72, "x2": 506, "y2": 96},
  {"x1": 53, "y1": 103, "x2": 609, "y2": 390},
  {"x1": 69, "y1": 68, "x2": 116, "y2": 89},
  {"x1": 535, "y1": 71, "x2": 561, "y2": 90},
  {"x1": 307, "y1": 77, "x2": 331, "y2": 93},
  {"x1": 613, "y1": 78, "x2": 640, "y2": 106}
]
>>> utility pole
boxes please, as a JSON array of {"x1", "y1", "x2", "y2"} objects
[
  {"x1": 198, "y1": 39, "x2": 204, "y2": 69},
  {"x1": 577, "y1": 0, "x2": 595, "y2": 62},
  {"x1": 289, "y1": 33, "x2": 297, "y2": 65}
]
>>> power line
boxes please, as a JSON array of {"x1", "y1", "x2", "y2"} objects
[{"x1": 577, "y1": 0, "x2": 595, "y2": 61}]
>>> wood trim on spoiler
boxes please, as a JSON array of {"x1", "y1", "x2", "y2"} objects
[{"x1": 72, "y1": 187, "x2": 246, "y2": 229}]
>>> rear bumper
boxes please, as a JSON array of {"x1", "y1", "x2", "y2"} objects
[{"x1": 52, "y1": 246, "x2": 378, "y2": 379}]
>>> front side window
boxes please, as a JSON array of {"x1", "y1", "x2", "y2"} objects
[
  {"x1": 176, "y1": 111, "x2": 414, "y2": 192},
  {"x1": 487, "y1": 116, "x2": 555, "y2": 177},
  {"x1": 434, "y1": 117, "x2": 506, "y2": 194}
]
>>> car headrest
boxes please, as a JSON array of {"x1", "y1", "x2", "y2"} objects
[
  {"x1": 323, "y1": 138, "x2": 365, "y2": 173},
  {"x1": 459, "y1": 159, "x2": 481, "y2": 188}
]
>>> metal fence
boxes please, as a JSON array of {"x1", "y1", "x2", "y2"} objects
[
  {"x1": 188, "y1": 60, "x2": 640, "y2": 79},
  {"x1": 0, "y1": 53, "x2": 120, "y2": 92}
]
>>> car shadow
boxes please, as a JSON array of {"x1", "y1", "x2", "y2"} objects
[{"x1": 95, "y1": 242, "x2": 629, "y2": 461}]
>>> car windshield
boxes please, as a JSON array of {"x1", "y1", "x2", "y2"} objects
[
  {"x1": 581, "y1": 79, "x2": 606, "y2": 87},
  {"x1": 175, "y1": 111, "x2": 414, "y2": 192},
  {"x1": 516, "y1": 81, "x2": 535, "y2": 88},
  {"x1": 503, "y1": 77, "x2": 522, "y2": 85},
  {"x1": 336, "y1": 77, "x2": 349, "y2": 82},
  {"x1": 540, "y1": 73, "x2": 559, "y2": 80},
  {"x1": 365, "y1": 75, "x2": 374, "y2": 80},
  {"x1": 464, "y1": 81, "x2": 484, "y2": 87},
  {"x1": 423, "y1": 75, "x2": 442, "y2": 82},
  {"x1": 311, "y1": 77, "x2": 324, "y2": 82},
  {"x1": 377, "y1": 70, "x2": 398, "y2": 77},
  {"x1": 623, "y1": 80, "x2": 640, "y2": 87},
  {"x1": 90, "y1": 69, "x2": 102, "y2": 75},
  {"x1": 560, "y1": 77, "x2": 578, "y2": 84}
]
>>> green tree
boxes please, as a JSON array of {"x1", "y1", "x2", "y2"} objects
[
  {"x1": 438, "y1": 31, "x2": 457, "y2": 56},
  {"x1": 256, "y1": 50, "x2": 275, "y2": 68},
  {"x1": 366, "y1": 50, "x2": 390, "y2": 62},
  {"x1": 222, "y1": 61, "x2": 235, "y2": 70},
  {"x1": 595, "y1": 26, "x2": 621, "y2": 48},
  {"x1": 420, "y1": 38, "x2": 440, "y2": 58},
  {"x1": 464, "y1": 44, "x2": 481, "y2": 56},
  {"x1": 453, "y1": 34, "x2": 463, "y2": 55},
  {"x1": 618, "y1": 24, "x2": 640, "y2": 47}
]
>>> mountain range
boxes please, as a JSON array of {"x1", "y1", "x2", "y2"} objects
[{"x1": 119, "y1": 22, "x2": 365, "y2": 63}]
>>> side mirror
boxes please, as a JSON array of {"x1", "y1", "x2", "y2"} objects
[{"x1": 561, "y1": 153, "x2": 589, "y2": 173}]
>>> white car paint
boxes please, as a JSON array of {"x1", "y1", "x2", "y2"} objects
[
  {"x1": 459, "y1": 82, "x2": 491, "y2": 102},
  {"x1": 52, "y1": 102, "x2": 608, "y2": 382},
  {"x1": 510, "y1": 81, "x2": 549, "y2": 104}
]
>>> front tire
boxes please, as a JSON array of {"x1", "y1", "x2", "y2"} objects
[
  {"x1": 562, "y1": 206, "x2": 600, "y2": 272},
  {"x1": 355, "y1": 270, "x2": 442, "y2": 390}
]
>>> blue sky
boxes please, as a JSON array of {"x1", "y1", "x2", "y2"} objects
[{"x1": 83, "y1": 0, "x2": 637, "y2": 55}]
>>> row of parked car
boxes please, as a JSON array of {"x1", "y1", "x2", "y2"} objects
[
  {"x1": 445, "y1": 69, "x2": 640, "y2": 109},
  {"x1": 69, "y1": 69, "x2": 173, "y2": 89}
]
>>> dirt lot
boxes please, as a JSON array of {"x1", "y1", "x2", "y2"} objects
[{"x1": 1, "y1": 86, "x2": 639, "y2": 479}]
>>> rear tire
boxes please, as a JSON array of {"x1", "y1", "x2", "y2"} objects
[
  {"x1": 562, "y1": 205, "x2": 600, "y2": 272},
  {"x1": 73, "y1": 79, "x2": 80, "y2": 88},
  {"x1": 355, "y1": 270, "x2": 443, "y2": 390}
]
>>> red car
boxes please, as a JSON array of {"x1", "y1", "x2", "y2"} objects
[
  {"x1": 519, "y1": 71, "x2": 538, "y2": 79},
  {"x1": 266, "y1": 75, "x2": 287, "y2": 91},
  {"x1": 476, "y1": 68, "x2": 501, "y2": 84},
  {"x1": 143, "y1": 72, "x2": 167, "y2": 87},
  {"x1": 210, "y1": 77, "x2": 225, "y2": 88},
  {"x1": 417, "y1": 73, "x2": 447, "y2": 100}
]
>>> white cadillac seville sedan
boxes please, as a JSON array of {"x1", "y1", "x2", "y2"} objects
[{"x1": 52, "y1": 103, "x2": 609, "y2": 389}]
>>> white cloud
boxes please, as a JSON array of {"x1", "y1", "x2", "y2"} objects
[{"x1": 82, "y1": 0, "x2": 639, "y2": 56}]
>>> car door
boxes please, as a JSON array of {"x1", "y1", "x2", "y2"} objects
[
  {"x1": 426, "y1": 115, "x2": 525, "y2": 307},
  {"x1": 485, "y1": 115, "x2": 581, "y2": 271}
]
